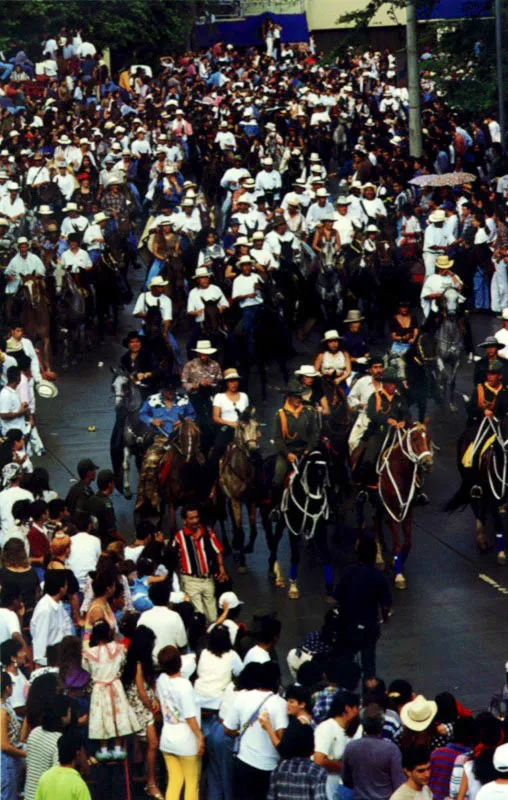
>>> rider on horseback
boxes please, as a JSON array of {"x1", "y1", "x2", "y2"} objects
[
  {"x1": 357, "y1": 367, "x2": 411, "y2": 491},
  {"x1": 272, "y1": 379, "x2": 320, "y2": 509}
]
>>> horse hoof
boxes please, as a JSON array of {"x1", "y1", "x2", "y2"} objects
[
  {"x1": 497, "y1": 551, "x2": 507, "y2": 566},
  {"x1": 237, "y1": 564, "x2": 248, "y2": 574},
  {"x1": 288, "y1": 581, "x2": 300, "y2": 599},
  {"x1": 395, "y1": 573, "x2": 407, "y2": 589},
  {"x1": 376, "y1": 558, "x2": 386, "y2": 571}
]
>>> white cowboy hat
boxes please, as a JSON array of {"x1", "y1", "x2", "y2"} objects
[
  {"x1": 366, "y1": 224, "x2": 380, "y2": 233},
  {"x1": 429, "y1": 209, "x2": 446, "y2": 223},
  {"x1": 362, "y1": 182, "x2": 377, "y2": 190},
  {"x1": 218, "y1": 591, "x2": 243, "y2": 609},
  {"x1": 107, "y1": 176, "x2": 123, "y2": 186},
  {"x1": 263, "y1": 157, "x2": 273, "y2": 166},
  {"x1": 192, "y1": 266, "x2": 211, "y2": 279},
  {"x1": 309, "y1": 153, "x2": 321, "y2": 162},
  {"x1": 400, "y1": 695, "x2": 438, "y2": 732},
  {"x1": 322, "y1": 329, "x2": 341, "y2": 342},
  {"x1": 58, "y1": 134, "x2": 72, "y2": 144},
  {"x1": 316, "y1": 188, "x2": 328, "y2": 198},
  {"x1": 336, "y1": 196, "x2": 351, "y2": 206},
  {"x1": 17, "y1": 237, "x2": 29, "y2": 246},
  {"x1": 63, "y1": 202, "x2": 78, "y2": 213},
  {"x1": 252, "y1": 231, "x2": 265, "y2": 241},
  {"x1": 6, "y1": 181, "x2": 19, "y2": 191},
  {"x1": 36, "y1": 379, "x2": 59, "y2": 399},
  {"x1": 148, "y1": 276, "x2": 169, "y2": 288},
  {"x1": 158, "y1": 216, "x2": 174, "y2": 227},
  {"x1": 181, "y1": 199, "x2": 194, "y2": 208},
  {"x1": 286, "y1": 193, "x2": 301, "y2": 207},
  {"x1": 193, "y1": 339, "x2": 218, "y2": 355},
  {"x1": 499, "y1": 309, "x2": 508, "y2": 321},
  {"x1": 93, "y1": 212, "x2": 108, "y2": 224},
  {"x1": 235, "y1": 236, "x2": 250, "y2": 247},
  {"x1": 238, "y1": 255, "x2": 253, "y2": 265},
  {"x1": 294, "y1": 365, "x2": 320, "y2": 378},
  {"x1": 344, "y1": 309, "x2": 364, "y2": 323},
  {"x1": 38, "y1": 205, "x2": 53, "y2": 215},
  {"x1": 223, "y1": 368, "x2": 241, "y2": 381}
]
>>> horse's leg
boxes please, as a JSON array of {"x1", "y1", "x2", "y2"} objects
[
  {"x1": 390, "y1": 517, "x2": 407, "y2": 589},
  {"x1": 449, "y1": 362, "x2": 459, "y2": 413},
  {"x1": 229, "y1": 499, "x2": 247, "y2": 572},
  {"x1": 372, "y1": 500, "x2": 386, "y2": 569},
  {"x1": 287, "y1": 534, "x2": 301, "y2": 599},
  {"x1": 265, "y1": 515, "x2": 285, "y2": 587},
  {"x1": 315, "y1": 519, "x2": 334, "y2": 600},
  {"x1": 42, "y1": 336, "x2": 51, "y2": 372},
  {"x1": 472, "y1": 498, "x2": 490, "y2": 552},
  {"x1": 491, "y1": 505, "x2": 506, "y2": 565},
  {"x1": 244, "y1": 502, "x2": 257, "y2": 553},
  {"x1": 123, "y1": 446, "x2": 132, "y2": 500}
]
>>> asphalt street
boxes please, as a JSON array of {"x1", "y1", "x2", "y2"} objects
[{"x1": 33, "y1": 270, "x2": 508, "y2": 711}]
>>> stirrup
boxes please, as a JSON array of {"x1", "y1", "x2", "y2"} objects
[
  {"x1": 470, "y1": 485, "x2": 483, "y2": 499},
  {"x1": 357, "y1": 489, "x2": 368, "y2": 503}
]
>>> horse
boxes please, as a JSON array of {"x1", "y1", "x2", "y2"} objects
[
  {"x1": 315, "y1": 240, "x2": 344, "y2": 329},
  {"x1": 12, "y1": 277, "x2": 52, "y2": 371},
  {"x1": 201, "y1": 299, "x2": 228, "y2": 361},
  {"x1": 445, "y1": 414, "x2": 508, "y2": 565},
  {"x1": 435, "y1": 287, "x2": 465, "y2": 412},
  {"x1": 321, "y1": 378, "x2": 352, "y2": 496},
  {"x1": 404, "y1": 332, "x2": 441, "y2": 421},
  {"x1": 110, "y1": 371, "x2": 150, "y2": 499},
  {"x1": 262, "y1": 450, "x2": 332, "y2": 599},
  {"x1": 159, "y1": 419, "x2": 208, "y2": 532},
  {"x1": 218, "y1": 408, "x2": 262, "y2": 570},
  {"x1": 95, "y1": 239, "x2": 133, "y2": 341},
  {"x1": 54, "y1": 266, "x2": 87, "y2": 368},
  {"x1": 357, "y1": 422, "x2": 434, "y2": 589}
]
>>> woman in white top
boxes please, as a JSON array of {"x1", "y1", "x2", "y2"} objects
[
  {"x1": 156, "y1": 645, "x2": 204, "y2": 800},
  {"x1": 194, "y1": 626, "x2": 243, "y2": 710},
  {"x1": 313, "y1": 690, "x2": 362, "y2": 800},
  {"x1": 210, "y1": 368, "x2": 249, "y2": 471},
  {"x1": 314, "y1": 330, "x2": 351, "y2": 389}
]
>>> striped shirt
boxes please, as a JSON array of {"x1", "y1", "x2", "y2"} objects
[
  {"x1": 429, "y1": 744, "x2": 471, "y2": 800},
  {"x1": 173, "y1": 526, "x2": 223, "y2": 578},
  {"x1": 24, "y1": 727, "x2": 61, "y2": 800}
]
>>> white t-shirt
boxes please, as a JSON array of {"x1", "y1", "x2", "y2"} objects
[
  {"x1": 157, "y1": 674, "x2": 200, "y2": 755},
  {"x1": 137, "y1": 606, "x2": 187, "y2": 662},
  {"x1": 66, "y1": 532, "x2": 102, "y2": 591},
  {"x1": 243, "y1": 644, "x2": 271, "y2": 668},
  {"x1": 133, "y1": 292, "x2": 173, "y2": 322},
  {"x1": 60, "y1": 248, "x2": 92, "y2": 273},
  {"x1": 232, "y1": 274, "x2": 264, "y2": 308},
  {"x1": 0, "y1": 487, "x2": 34, "y2": 543},
  {"x1": 0, "y1": 608, "x2": 21, "y2": 644},
  {"x1": 212, "y1": 392, "x2": 249, "y2": 424},
  {"x1": 194, "y1": 649, "x2": 243, "y2": 708},
  {"x1": 314, "y1": 718, "x2": 363, "y2": 796},
  {"x1": 0, "y1": 386, "x2": 23, "y2": 434},
  {"x1": 477, "y1": 783, "x2": 508, "y2": 800},
  {"x1": 124, "y1": 544, "x2": 145, "y2": 564},
  {"x1": 223, "y1": 689, "x2": 288, "y2": 771},
  {"x1": 9, "y1": 668, "x2": 28, "y2": 709},
  {"x1": 187, "y1": 285, "x2": 227, "y2": 324}
]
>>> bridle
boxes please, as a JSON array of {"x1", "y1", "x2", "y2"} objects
[{"x1": 376, "y1": 423, "x2": 433, "y2": 522}]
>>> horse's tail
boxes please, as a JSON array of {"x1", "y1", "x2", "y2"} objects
[{"x1": 443, "y1": 481, "x2": 470, "y2": 512}]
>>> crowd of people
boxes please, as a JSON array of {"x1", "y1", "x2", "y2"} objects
[{"x1": 0, "y1": 16, "x2": 507, "y2": 800}]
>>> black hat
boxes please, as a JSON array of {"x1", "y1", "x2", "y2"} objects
[{"x1": 122, "y1": 330, "x2": 143, "y2": 348}]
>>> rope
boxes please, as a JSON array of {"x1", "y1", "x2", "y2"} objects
[
  {"x1": 281, "y1": 454, "x2": 330, "y2": 540},
  {"x1": 375, "y1": 424, "x2": 432, "y2": 523}
]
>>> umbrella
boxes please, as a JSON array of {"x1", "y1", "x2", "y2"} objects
[{"x1": 409, "y1": 172, "x2": 477, "y2": 188}]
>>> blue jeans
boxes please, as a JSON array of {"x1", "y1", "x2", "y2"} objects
[
  {"x1": 145, "y1": 257, "x2": 165, "y2": 288},
  {"x1": 242, "y1": 304, "x2": 262, "y2": 359},
  {"x1": 473, "y1": 266, "x2": 490, "y2": 310},
  {"x1": 1, "y1": 752, "x2": 21, "y2": 800},
  {"x1": 205, "y1": 718, "x2": 234, "y2": 800},
  {"x1": 0, "y1": 63, "x2": 14, "y2": 80}
]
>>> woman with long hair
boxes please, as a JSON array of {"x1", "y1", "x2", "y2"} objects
[
  {"x1": 122, "y1": 625, "x2": 162, "y2": 798},
  {"x1": 0, "y1": 538, "x2": 40, "y2": 628},
  {"x1": 83, "y1": 562, "x2": 120, "y2": 647},
  {"x1": 194, "y1": 625, "x2": 242, "y2": 711}
]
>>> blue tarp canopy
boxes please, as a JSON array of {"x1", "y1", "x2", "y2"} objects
[{"x1": 195, "y1": 11, "x2": 309, "y2": 47}]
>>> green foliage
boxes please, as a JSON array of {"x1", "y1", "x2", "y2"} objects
[{"x1": 0, "y1": 0, "x2": 198, "y2": 57}]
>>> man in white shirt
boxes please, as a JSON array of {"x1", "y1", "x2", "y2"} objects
[
  {"x1": 264, "y1": 218, "x2": 300, "y2": 269},
  {"x1": 423, "y1": 210, "x2": 454, "y2": 277},
  {"x1": 232, "y1": 255, "x2": 264, "y2": 358},
  {"x1": 214, "y1": 121, "x2": 237, "y2": 151},
  {"x1": 306, "y1": 188, "x2": 335, "y2": 233},
  {"x1": 137, "y1": 579, "x2": 187, "y2": 663},
  {"x1": 255, "y1": 157, "x2": 282, "y2": 205},
  {"x1": 60, "y1": 204, "x2": 89, "y2": 238},
  {"x1": 0, "y1": 182, "x2": 25, "y2": 223},
  {"x1": 26, "y1": 153, "x2": 50, "y2": 188},
  {"x1": 30, "y1": 571, "x2": 72, "y2": 665},
  {"x1": 187, "y1": 266, "x2": 228, "y2": 326},
  {"x1": 348, "y1": 355, "x2": 383, "y2": 453},
  {"x1": 82, "y1": 211, "x2": 107, "y2": 264},
  {"x1": 5, "y1": 322, "x2": 42, "y2": 384},
  {"x1": 250, "y1": 232, "x2": 277, "y2": 273},
  {"x1": 360, "y1": 183, "x2": 387, "y2": 222},
  {"x1": 0, "y1": 463, "x2": 33, "y2": 544},
  {"x1": 60, "y1": 235, "x2": 93, "y2": 274},
  {"x1": 53, "y1": 162, "x2": 76, "y2": 201},
  {"x1": 420, "y1": 255, "x2": 464, "y2": 319},
  {"x1": 5, "y1": 239, "x2": 45, "y2": 296},
  {"x1": 66, "y1": 512, "x2": 102, "y2": 592},
  {"x1": 133, "y1": 276, "x2": 173, "y2": 334},
  {"x1": 0, "y1": 366, "x2": 29, "y2": 436},
  {"x1": 172, "y1": 200, "x2": 202, "y2": 236},
  {"x1": 333, "y1": 197, "x2": 359, "y2": 246},
  {"x1": 77, "y1": 40, "x2": 97, "y2": 58},
  {"x1": 0, "y1": 585, "x2": 23, "y2": 645}
]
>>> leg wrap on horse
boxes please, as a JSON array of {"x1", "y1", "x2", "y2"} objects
[{"x1": 136, "y1": 436, "x2": 169, "y2": 511}]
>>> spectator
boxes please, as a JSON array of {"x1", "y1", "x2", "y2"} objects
[{"x1": 389, "y1": 746, "x2": 432, "y2": 800}]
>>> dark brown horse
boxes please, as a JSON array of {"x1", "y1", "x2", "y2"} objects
[
  {"x1": 363, "y1": 422, "x2": 433, "y2": 589},
  {"x1": 320, "y1": 377, "x2": 352, "y2": 495}
]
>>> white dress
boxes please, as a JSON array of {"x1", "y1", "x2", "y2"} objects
[
  {"x1": 320, "y1": 350, "x2": 346, "y2": 376},
  {"x1": 83, "y1": 642, "x2": 140, "y2": 740}
]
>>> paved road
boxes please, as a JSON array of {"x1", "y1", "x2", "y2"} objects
[{"x1": 33, "y1": 273, "x2": 507, "y2": 710}]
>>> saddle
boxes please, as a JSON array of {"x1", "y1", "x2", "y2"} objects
[{"x1": 350, "y1": 440, "x2": 367, "y2": 474}]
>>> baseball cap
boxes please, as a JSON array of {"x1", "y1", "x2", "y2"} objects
[{"x1": 218, "y1": 591, "x2": 244, "y2": 609}]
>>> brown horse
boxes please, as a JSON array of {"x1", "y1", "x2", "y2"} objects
[
  {"x1": 358, "y1": 421, "x2": 433, "y2": 589},
  {"x1": 218, "y1": 409, "x2": 262, "y2": 571},
  {"x1": 14, "y1": 277, "x2": 52, "y2": 370}
]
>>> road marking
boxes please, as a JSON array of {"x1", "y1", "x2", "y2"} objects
[{"x1": 478, "y1": 573, "x2": 508, "y2": 595}]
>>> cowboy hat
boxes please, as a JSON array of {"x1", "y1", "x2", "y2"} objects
[
  {"x1": 322, "y1": 329, "x2": 341, "y2": 342},
  {"x1": 58, "y1": 134, "x2": 72, "y2": 144},
  {"x1": 181, "y1": 198, "x2": 194, "y2": 208},
  {"x1": 429, "y1": 209, "x2": 446, "y2": 223},
  {"x1": 218, "y1": 591, "x2": 243, "y2": 609},
  {"x1": 400, "y1": 695, "x2": 438, "y2": 732},
  {"x1": 486, "y1": 359, "x2": 504, "y2": 374},
  {"x1": 192, "y1": 267, "x2": 211, "y2": 280},
  {"x1": 193, "y1": 339, "x2": 218, "y2": 355},
  {"x1": 285, "y1": 378, "x2": 305, "y2": 397},
  {"x1": 366, "y1": 224, "x2": 380, "y2": 233},
  {"x1": 235, "y1": 236, "x2": 250, "y2": 247},
  {"x1": 223, "y1": 368, "x2": 241, "y2": 381},
  {"x1": 38, "y1": 205, "x2": 53, "y2": 215},
  {"x1": 316, "y1": 188, "x2": 329, "y2": 198},
  {"x1": 148, "y1": 276, "x2": 169, "y2": 288},
  {"x1": 93, "y1": 211, "x2": 108, "y2": 225},
  {"x1": 251, "y1": 231, "x2": 265, "y2": 241},
  {"x1": 294, "y1": 365, "x2": 320, "y2": 378},
  {"x1": 381, "y1": 367, "x2": 399, "y2": 383},
  {"x1": 238, "y1": 255, "x2": 252, "y2": 266},
  {"x1": 435, "y1": 255, "x2": 454, "y2": 270},
  {"x1": 63, "y1": 202, "x2": 78, "y2": 213},
  {"x1": 344, "y1": 309, "x2": 364, "y2": 324},
  {"x1": 478, "y1": 337, "x2": 502, "y2": 349},
  {"x1": 36, "y1": 379, "x2": 59, "y2": 399},
  {"x1": 336, "y1": 196, "x2": 351, "y2": 206},
  {"x1": 286, "y1": 193, "x2": 301, "y2": 207}
]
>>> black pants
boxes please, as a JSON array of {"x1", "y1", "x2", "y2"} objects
[
  {"x1": 233, "y1": 759, "x2": 271, "y2": 800},
  {"x1": 341, "y1": 634, "x2": 378, "y2": 678}
]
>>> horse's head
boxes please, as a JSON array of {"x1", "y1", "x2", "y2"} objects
[
  {"x1": 406, "y1": 421, "x2": 433, "y2": 472},
  {"x1": 300, "y1": 449, "x2": 330, "y2": 497},
  {"x1": 175, "y1": 418, "x2": 202, "y2": 462},
  {"x1": 111, "y1": 370, "x2": 130, "y2": 409},
  {"x1": 441, "y1": 286, "x2": 461, "y2": 318},
  {"x1": 236, "y1": 407, "x2": 261, "y2": 451},
  {"x1": 203, "y1": 299, "x2": 221, "y2": 331}
]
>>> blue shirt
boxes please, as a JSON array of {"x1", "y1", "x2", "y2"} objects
[{"x1": 139, "y1": 393, "x2": 196, "y2": 437}]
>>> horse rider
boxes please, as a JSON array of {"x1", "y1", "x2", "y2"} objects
[
  {"x1": 231, "y1": 255, "x2": 264, "y2": 360},
  {"x1": 294, "y1": 364, "x2": 327, "y2": 413},
  {"x1": 357, "y1": 366, "x2": 411, "y2": 490},
  {"x1": 422, "y1": 208, "x2": 455, "y2": 278},
  {"x1": 272, "y1": 378, "x2": 320, "y2": 508},
  {"x1": 5, "y1": 237, "x2": 46, "y2": 317},
  {"x1": 347, "y1": 353, "x2": 384, "y2": 454},
  {"x1": 133, "y1": 275, "x2": 172, "y2": 336},
  {"x1": 474, "y1": 337, "x2": 508, "y2": 386},
  {"x1": 137, "y1": 377, "x2": 197, "y2": 511},
  {"x1": 186, "y1": 265, "x2": 228, "y2": 356},
  {"x1": 462, "y1": 360, "x2": 508, "y2": 499},
  {"x1": 209, "y1": 368, "x2": 249, "y2": 476},
  {"x1": 420, "y1": 254, "x2": 464, "y2": 322},
  {"x1": 181, "y1": 340, "x2": 222, "y2": 454}
]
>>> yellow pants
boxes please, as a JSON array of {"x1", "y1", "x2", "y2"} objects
[{"x1": 163, "y1": 753, "x2": 201, "y2": 800}]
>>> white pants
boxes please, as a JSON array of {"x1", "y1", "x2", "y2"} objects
[
  {"x1": 423, "y1": 251, "x2": 436, "y2": 277},
  {"x1": 348, "y1": 410, "x2": 369, "y2": 454}
]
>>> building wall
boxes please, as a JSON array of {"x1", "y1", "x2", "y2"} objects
[{"x1": 306, "y1": 0, "x2": 406, "y2": 31}]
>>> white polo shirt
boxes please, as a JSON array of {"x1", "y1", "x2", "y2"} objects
[
  {"x1": 133, "y1": 291, "x2": 173, "y2": 322},
  {"x1": 0, "y1": 386, "x2": 23, "y2": 434},
  {"x1": 187, "y1": 284, "x2": 227, "y2": 324},
  {"x1": 232, "y1": 274, "x2": 263, "y2": 308},
  {"x1": 60, "y1": 248, "x2": 92, "y2": 273}
]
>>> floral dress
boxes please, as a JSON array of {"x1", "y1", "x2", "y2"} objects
[
  {"x1": 125, "y1": 669, "x2": 156, "y2": 741},
  {"x1": 83, "y1": 642, "x2": 140, "y2": 741}
]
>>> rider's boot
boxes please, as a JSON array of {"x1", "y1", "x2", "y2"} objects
[
  {"x1": 496, "y1": 531, "x2": 506, "y2": 565},
  {"x1": 413, "y1": 490, "x2": 429, "y2": 506},
  {"x1": 393, "y1": 553, "x2": 406, "y2": 589},
  {"x1": 288, "y1": 580, "x2": 300, "y2": 599},
  {"x1": 324, "y1": 564, "x2": 334, "y2": 603},
  {"x1": 471, "y1": 485, "x2": 483, "y2": 499}
]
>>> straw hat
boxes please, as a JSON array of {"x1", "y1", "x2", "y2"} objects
[
  {"x1": 223, "y1": 368, "x2": 241, "y2": 381},
  {"x1": 435, "y1": 255, "x2": 454, "y2": 270},
  {"x1": 36, "y1": 379, "x2": 59, "y2": 399},
  {"x1": 429, "y1": 209, "x2": 446, "y2": 223},
  {"x1": 192, "y1": 267, "x2": 211, "y2": 280},
  {"x1": 344, "y1": 309, "x2": 364, "y2": 324},
  {"x1": 322, "y1": 329, "x2": 341, "y2": 342},
  {"x1": 148, "y1": 276, "x2": 169, "y2": 288},
  {"x1": 294, "y1": 365, "x2": 320, "y2": 378},
  {"x1": 193, "y1": 340, "x2": 218, "y2": 355},
  {"x1": 400, "y1": 695, "x2": 438, "y2": 732}
]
